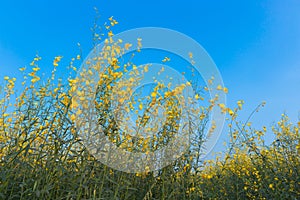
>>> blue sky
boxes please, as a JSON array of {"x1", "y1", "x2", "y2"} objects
[{"x1": 1, "y1": 0, "x2": 300, "y2": 153}]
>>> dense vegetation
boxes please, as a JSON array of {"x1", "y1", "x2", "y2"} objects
[{"x1": 0, "y1": 17, "x2": 299, "y2": 199}]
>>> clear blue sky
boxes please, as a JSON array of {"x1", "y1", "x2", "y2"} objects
[{"x1": 1, "y1": 0, "x2": 300, "y2": 152}]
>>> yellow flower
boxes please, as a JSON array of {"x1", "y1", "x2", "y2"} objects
[
  {"x1": 223, "y1": 87, "x2": 228, "y2": 93},
  {"x1": 108, "y1": 31, "x2": 114, "y2": 37},
  {"x1": 19, "y1": 67, "x2": 26, "y2": 72},
  {"x1": 109, "y1": 17, "x2": 118, "y2": 26},
  {"x1": 33, "y1": 56, "x2": 42, "y2": 61},
  {"x1": 151, "y1": 92, "x2": 157, "y2": 98},
  {"x1": 55, "y1": 56, "x2": 62, "y2": 62},
  {"x1": 53, "y1": 56, "x2": 63, "y2": 66},
  {"x1": 54, "y1": 88, "x2": 59, "y2": 93},
  {"x1": 144, "y1": 65, "x2": 149, "y2": 72},
  {"x1": 4, "y1": 76, "x2": 9, "y2": 80},
  {"x1": 200, "y1": 113, "x2": 206, "y2": 120},
  {"x1": 70, "y1": 114, "x2": 76, "y2": 122},
  {"x1": 28, "y1": 72, "x2": 36, "y2": 77},
  {"x1": 228, "y1": 109, "x2": 234, "y2": 116},
  {"x1": 32, "y1": 67, "x2": 40, "y2": 72},
  {"x1": 195, "y1": 94, "x2": 204, "y2": 100},
  {"x1": 218, "y1": 103, "x2": 227, "y2": 113},
  {"x1": 162, "y1": 57, "x2": 170, "y2": 62},
  {"x1": 263, "y1": 126, "x2": 267, "y2": 132},
  {"x1": 237, "y1": 100, "x2": 244, "y2": 110},
  {"x1": 139, "y1": 103, "x2": 143, "y2": 110},
  {"x1": 124, "y1": 43, "x2": 132, "y2": 50},
  {"x1": 31, "y1": 76, "x2": 40, "y2": 83},
  {"x1": 137, "y1": 38, "x2": 142, "y2": 47}
]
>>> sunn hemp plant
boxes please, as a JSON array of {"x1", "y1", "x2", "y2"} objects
[{"x1": 0, "y1": 16, "x2": 299, "y2": 199}]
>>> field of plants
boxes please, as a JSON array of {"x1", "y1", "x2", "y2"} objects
[{"x1": 0, "y1": 18, "x2": 299, "y2": 200}]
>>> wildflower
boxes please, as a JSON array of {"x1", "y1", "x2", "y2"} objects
[
  {"x1": 53, "y1": 56, "x2": 63, "y2": 66},
  {"x1": 228, "y1": 108, "x2": 234, "y2": 116},
  {"x1": 200, "y1": 113, "x2": 206, "y2": 120},
  {"x1": 139, "y1": 103, "x2": 143, "y2": 110},
  {"x1": 70, "y1": 114, "x2": 76, "y2": 122},
  {"x1": 19, "y1": 67, "x2": 26, "y2": 72},
  {"x1": 109, "y1": 16, "x2": 118, "y2": 26},
  {"x1": 108, "y1": 31, "x2": 114, "y2": 37},
  {"x1": 223, "y1": 87, "x2": 228, "y2": 93},
  {"x1": 137, "y1": 38, "x2": 142, "y2": 48},
  {"x1": 237, "y1": 100, "x2": 244, "y2": 110},
  {"x1": 28, "y1": 72, "x2": 35, "y2": 77},
  {"x1": 162, "y1": 57, "x2": 170, "y2": 62},
  {"x1": 151, "y1": 92, "x2": 157, "y2": 98},
  {"x1": 33, "y1": 55, "x2": 42, "y2": 61},
  {"x1": 144, "y1": 65, "x2": 149, "y2": 72},
  {"x1": 124, "y1": 43, "x2": 132, "y2": 50},
  {"x1": 88, "y1": 70, "x2": 93, "y2": 76},
  {"x1": 218, "y1": 103, "x2": 227, "y2": 113},
  {"x1": 32, "y1": 67, "x2": 40, "y2": 72},
  {"x1": 263, "y1": 126, "x2": 267, "y2": 132},
  {"x1": 195, "y1": 94, "x2": 203, "y2": 100},
  {"x1": 31, "y1": 76, "x2": 40, "y2": 83}
]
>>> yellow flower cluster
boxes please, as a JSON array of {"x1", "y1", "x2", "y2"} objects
[{"x1": 0, "y1": 16, "x2": 299, "y2": 200}]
